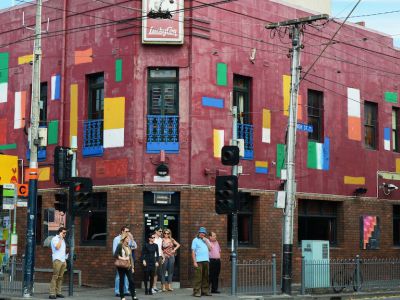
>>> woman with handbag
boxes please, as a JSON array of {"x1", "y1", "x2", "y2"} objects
[
  {"x1": 161, "y1": 228, "x2": 180, "y2": 292},
  {"x1": 114, "y1": 233, "x2": 138, "y2": 300},
  {"x1": 140, "y1": 233, "x2": 159, "y2": 295}
]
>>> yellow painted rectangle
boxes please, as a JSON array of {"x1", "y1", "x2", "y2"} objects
[
  {"x1": 396, "y1": 158, "x2": 400, "y2": 173},
  {"x1": 38, "y1": 167, "x2": 50, "y2": 181},
  {"x1": 262, "y1": 109, "x2": 271, "y2": 129},
  {"x1": 255, "y1": 161, "x2": 268, "y2": 168},
  {"x1": 104, "y1": 97, "x2": 125, "y2": 129},
  {"x1": 283, "y1": 75, "x2": 291, "y2": 116},
  {"x1": 0, "y1": 154, "x2": 18, "y2": 184},
  {"x1": 18, "y1": 54, "x2": 33, "y2": 65},
  {"x1": 70, "y1": 84, "x2": 78, "y2": 146},
  {"x1": 344, "y1": 176, "x2": 365, "y2": 185},
  {"x1": 213, "y1": 129, "x2": 224, "y2": 158}
]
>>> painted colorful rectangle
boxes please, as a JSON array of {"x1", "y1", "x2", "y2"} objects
[
  {"x1": 0, "y1": 154, "x2": 18, "y2": 184},
  {"x1": 74, "y1": 48, "x2": 93, "y2": 65},
  {"x1": 115, "y1": 59, "x2": 122, "y2": 82},
  {"x1": 297, "y1": 95, "x2": 303, "y2": 121},
  {"x1": 384, "y1": 127, "x2": 391, "y2": 151},
  {"x1": 202, "y1": 97, "x2": 224, "y2": 108},
  {"x1": 0, "y1": 144, "x2": 16, "y2": 150},
  {"x1": 0, "y1": 52, "x2": 9, "y2": 83},
  {"x1": 276, "y1": 143, "x2": 285, "y2": 178},
  {"x1": 262, "y1": 109, "x2": 271, "y2": 143},
  {"x1": 255, "y1": 161, "x2": 268, "y2": 174},
  {"x1": 283, "y1": 75, "x2": 291, "y2": 116},
  {"x1": 38, "y1": 167, "x2": 50, "y2": 181},
  {"x1": 104, "y1": 97, "x2": 125, "y2": 148},
  {"x1": 348, "y1": 88, "x2": 361, "y2": 117},
  {"x1": 51, "y1": 74, "x2": 61, "y2": 100},
  {"x1": 348, "y1": 116, "x2": 361, "y2": 141},
  {"x1": 70, "y1": 84, "x2": 78, "y2": 147},
  {"x1": 0, "y1": 118, "x2": 6, "y2": 144},
  {"x1": 385, "y1": 92, "x2": 398, "y2": 103},
  {"x1": 142, "y1": 0, "x2": 184, "y2": 44},
  {"x1": 47, "y1": 120, "x2": 59, "y2": 145},
  {"x1": 307, "y1": 137, "x2": 330, "y2": 171},
  {"x1": 18, "y1": 54, "x2": 33, "y2": 65},
  {"x1": 14, "y1": 91, "x2": 26, "y2": 129},
  {"x1": 213, "y1": 129, "x2": 224, "y2": 158},
  {"x1": 0, "y1": 82, "x2": 7, "y2": 103},
  {"x1": 397, "y1": 158, "x2": 400, "y2": 173},
  {"x1": 361, "y1": 216, "x2": 380, "y2": 250},
  {"x1": 216, "y1": 63, "x2": 227, "y2": 86},
  {"x1": 344, "y1": 176, "x2": 365, "y2": 185}
]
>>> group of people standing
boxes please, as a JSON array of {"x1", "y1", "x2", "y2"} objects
[{"x1": 112, "y1": 226, "x2": 180, "y2": 299}]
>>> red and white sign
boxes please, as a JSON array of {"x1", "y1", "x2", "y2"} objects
[{"x1": 142, "y1": 0, "x2": 184, "y2": 44}]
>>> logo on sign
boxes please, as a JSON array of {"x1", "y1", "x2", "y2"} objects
[{"x1": 17, "y1": 184, "x2": 28, "y2": 197}]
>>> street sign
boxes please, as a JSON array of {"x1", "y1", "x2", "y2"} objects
[
  {"x1": 297, "y1": 123, "x2": 313, "y2": 133},
  {"x1": 17, "y1": 184, "x2": 28, "y2": 197},
  {"x1": 2, "y1": 184, "x2": 15, "y2": 210}
]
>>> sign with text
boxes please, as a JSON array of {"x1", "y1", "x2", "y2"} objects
[
  {"x1": 297, "y1": 123, "x2": 313, "y2": 133},
  {"x1": 0, "y1": 155, "x2": 18, "y2": 185},
  {"x1": 142, "y1": 0, "x2": 184, "y2": 44}
]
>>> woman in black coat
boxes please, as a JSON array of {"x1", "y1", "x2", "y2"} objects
[{"x1": 141, "y1": 234, "x2": 159, "y2": 295}]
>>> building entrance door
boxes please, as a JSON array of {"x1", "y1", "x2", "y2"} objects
[{"x1": 144, "y1": 212, "x2": 180, "y2": 281}]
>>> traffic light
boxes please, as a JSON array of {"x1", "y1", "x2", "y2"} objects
[
  {"x1": 54, "y1": 146, "x2": 73, "y2": 185},
  {"x1": 215, "y1": 175, "x2": 238, "y2": 214},
  {"x1": 54, "y1": 193, "x2": 68, "y2": 213},
  {"x1": 221, "y1": 145, "x2": 240, "y2": 166},
  {"x1": 67, "y1": 177, "x2": 93, "y2": 215}
]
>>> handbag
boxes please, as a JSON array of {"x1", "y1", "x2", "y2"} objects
[{"x1": 114, "y1": 258, "x2": 130, "y2": 269}]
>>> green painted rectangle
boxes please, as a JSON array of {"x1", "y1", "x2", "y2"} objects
[
  {"x1": 385, "y1": 92, "x2": 398, "y2": 103},
  {"x1": 3, "y1": 189, "x2": 14, "y2": 197},
  {"x1": 276, "y1": 144, "x2": 285, "y2": 178},
  {"x1": 216, "y1": 63, "x2": 227, "y2": 86},
  {"x1": 307, "y1": 141, "x2": 317, "y2": 169},
  {"x1": 0, "y1": 144, "x2": 16, "y2": 150},
  {"x1": 48, "y1": 120, "x2": 59, "y2": 145},
  {"x1": 115, "y1": 59, "x2": 122, "y2": 82},
  {"x1": 0, "y1": 52, "x2": 9, "y2": 83}
]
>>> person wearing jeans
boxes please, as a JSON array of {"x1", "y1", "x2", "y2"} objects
[
  {"x1": 49, "y1": 227, "x2": 67, "y2": 299},
  {"x1": 191, "y1": 227, "x2": 212, "y2": 297},
  {"x1": 161, "y1": 228, "x2": 180, "y2": 291}
]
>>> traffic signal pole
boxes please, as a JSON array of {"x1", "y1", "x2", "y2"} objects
[
  {"x1": 266, "y1": 14, "x2": 328, "y2": 295},
  {"x1": 69, "y1": 146, "x2": 77, "y2": 296},
  {"x1": 24, "y1": 0, "x2": 42, "y2": 297},
  {"x1": 231, "y1": 106, "x2": 238, "y2": 296}
]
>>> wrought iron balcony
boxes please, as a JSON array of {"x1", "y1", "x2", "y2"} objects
[
  {"x1": 147, "y1": 115, "x2": 179, "y2": 153},
  {"x1": 237, "y1": 123, "x2": 254, "y2": 160},
  {"x1": 83, "y1": 119, "x2": 104, "y2": 157}
]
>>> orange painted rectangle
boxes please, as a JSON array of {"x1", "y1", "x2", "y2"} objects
[
  {"x1": 297, "y1": 95, "x2": 303, "y2": 121},
  {"x1": 74, "y1": 48, "x2": 93, "y2": 65},
  {"x1": 348, "y1": 116, "x2": 361, "y2": 141}
]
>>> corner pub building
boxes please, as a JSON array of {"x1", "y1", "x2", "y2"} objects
[{"x1": 1, "y1": 0, "x2": 400, "y2": 288}]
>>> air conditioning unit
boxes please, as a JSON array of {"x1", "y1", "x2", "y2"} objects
[{"x1": 301, "y1": 240, "x2": 330, "y2": 288}]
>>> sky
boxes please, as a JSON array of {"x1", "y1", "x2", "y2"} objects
[{"x1": 0, "y1": 0, "x2": 398, "y2": 45}]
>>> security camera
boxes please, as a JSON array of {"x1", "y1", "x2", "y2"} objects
[{"x1": 387, "y1": 183, "x2": 399, "y2": 190}]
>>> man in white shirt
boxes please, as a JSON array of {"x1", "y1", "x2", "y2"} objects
[
  {"x1": 49, "y1": 227, "x2": 67, "y2": 299},
  {"x1": 112, "y1": 226, "x2": 137, "y2": 297},
  {"x1": 152, "y1": 227, "x2": 164, "y2": 293}
]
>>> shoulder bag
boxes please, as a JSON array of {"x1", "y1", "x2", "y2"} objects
[{"x1": 114, "y1": 258, "x2": 130, "y2": 269}]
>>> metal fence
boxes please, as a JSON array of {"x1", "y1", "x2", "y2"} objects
[
  {"x1": 0, "y1": 257, "x2": 24, "y2": 297},
  {"x1": 237, "y1": 254, "x2": 277, "y2": 295},
  {"x1": 301, "y1": 255, "x2": 400, "y2": 294}
]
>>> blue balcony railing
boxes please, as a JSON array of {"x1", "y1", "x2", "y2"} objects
[
  {"x1": 237, "y1": 123, "x2": 254, "y2": 160},
  {"x1": 82, "y1": 119, "x2": 104, "y2": 157},
  {"x1": 147, "y1": 115, "x2": 179, "y2": 153}
]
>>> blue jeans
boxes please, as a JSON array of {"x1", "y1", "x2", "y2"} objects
[
  {"x1": 114, "y1": 271, "x2": 129, "y2": 295},
  {"x1": 161, "y1": 255, "x2": 175, "y2": 284}
]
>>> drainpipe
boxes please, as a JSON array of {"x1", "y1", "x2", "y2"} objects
[{"x1": 59, "y1": 0, "x2": 67, "y2": 145}]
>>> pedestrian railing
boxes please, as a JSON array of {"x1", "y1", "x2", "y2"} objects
[
  {"x1": 0, "y1": 257, "x2": 24, "y2": 297},
  {"x1": 301, "y1": 255, "x2": 400, "y2": 294},
  {"x1": 237, "y1": 254, "x2": 277, "y2": 295}
]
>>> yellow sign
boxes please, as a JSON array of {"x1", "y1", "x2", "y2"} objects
[{"x1": 0, "y1": 154, "x2": 18, "y2": 184}]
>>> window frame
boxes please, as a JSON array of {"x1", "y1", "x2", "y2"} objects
[
  {"x1": 80, "y1": 192, "x2": 107, "y2": 247},
  {"x1": 233, "y1": 74, "x2": 251, "y2": 124},
  {"x1": 393, "y1": 107, "x2": 400, "y2": 152},
  {"x1": 147, "y1": 68, "x2": 179, "y2": 116},
  {"x1": 364, "y1": 101, "x2": 378, "y2": 150},
  {"x1": 307, "y1": 89, "x2": 324, "y2": 142},
  {"x1": 87, "y1": 73, "x2": 104, "y2": 120}
]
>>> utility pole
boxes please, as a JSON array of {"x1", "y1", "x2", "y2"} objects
[
  {"x1": 24, "y1": 0, "x2": 43, "y2": 297},
  {"x1": 266, "y1": 14, "x2": 328, "y2": 295},
  {"x1": 231, "y1": 106, "x2": 238, "y2": 296}
]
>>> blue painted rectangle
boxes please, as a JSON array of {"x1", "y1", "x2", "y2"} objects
[
  {"x1": 297, "y1": 123, "x2": 313, "y2": 133},
  {"x1": 243, "y1": 149, "x2": 254, "y2": 160},
  {"x1": 147, "y1": 142, "x2": 179, "y2": 154},
  {"x1": 82, "y1": 146, "x2": 104, "y2": 157},
  {"x1": 202, "y1": 97, "x2": 224, "y2": 108},
  {"x1": 322, "y1": 137, "x2": 330, "y2": 171},
  {"x1": 26, "y1": 148, "x2": 47, "y2": 161},
  {"x1": 255, "y1": 167, "x2": 268, "y2": 174},
  {"x1": 384, "y1": 127, "x2": 391, "y2": 140}
]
